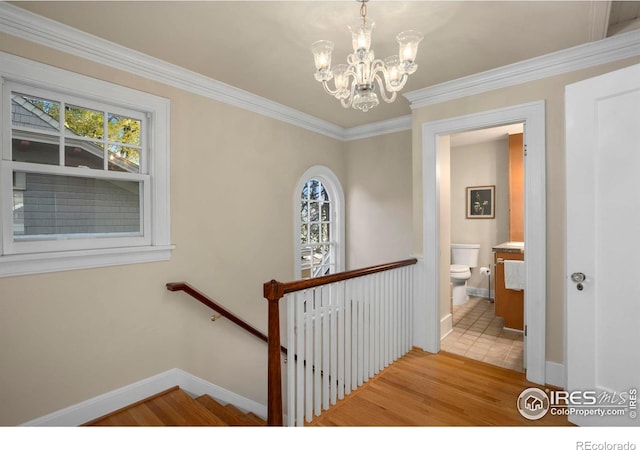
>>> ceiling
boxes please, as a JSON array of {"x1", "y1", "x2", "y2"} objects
[{"x1": 9, "y1": 1, "x2": 640, "y2": 130}]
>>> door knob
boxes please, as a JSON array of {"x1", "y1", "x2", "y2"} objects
[
  {"x1": 571, "y1": 272, "x2": 586, "y2": 283},
  {"x1": 571, "y1": 272, "x2": 586, "y2": 291}
]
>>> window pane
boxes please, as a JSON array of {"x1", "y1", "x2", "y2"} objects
[
  {"x1": 13, "y1": 190, "x2": 25, "y2": 236},
  {"x1": 321, "y1": 223, "x2": 330, "y2": 242},
  {"x1": 14, "y1": 171, "x2": 141, "y2": 238},
  {"x1": 309, "y1": 179, "x2": 321, "y2": 200},
  {"x1": 64, "y1": 104, "x2": 104, "y2": 140},
  {"x1": 65, "y1": 139, "x2": 104, "y2": 169},
  {"x1": 108, "y1": 114, "x2": 141, "y2": 146},
  {"x1": 309, "y1": 202, "x2": 319, "y2": 222},
  {"x1": 300, "y1": 224, "x2": 308, "y2": 244},
  {"x1": 310, "y1": 224, "x2": 319, "y2": 243},
  {"x1": 12, "y1": 93, "x2": 60, "y2": 131},
  {"x1": 12, "y1": 133, "x2": 59, "y2": 165},
  {"x1": 108, "y1": 146, "x2": 140, "y2": 173},
  {"x1": 320, "y1": 202, "x2": 330, "y2": 221},
  {"x1": 300, "y1": 201, "x2": 308, "y2": 222},
  {"x1": 319, "y1": 184, "x2": 329, "y2": 202}
]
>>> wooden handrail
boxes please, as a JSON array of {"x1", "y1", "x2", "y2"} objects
[
  {"x1": 263, "y1": 257, "x2": 418, "y2": 426},
  {"x1": 276, "y1": 258, "x2": 418, "y2": 296},
  {"x1": 166, "y1": 282, "x2": 287, "y2": 356}
]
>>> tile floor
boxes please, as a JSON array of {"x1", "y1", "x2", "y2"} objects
[{"x1": 441, "y1": 296, "x2": 524, "y2": 372}]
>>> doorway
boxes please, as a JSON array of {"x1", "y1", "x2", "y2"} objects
[
  {"x1": 417, "y1": 101, "x2": 547, "y2": 385},
  {"x1": 440, "y1": 123, "x2": 525, "y2": 372}
]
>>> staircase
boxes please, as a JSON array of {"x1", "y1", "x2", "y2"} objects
[{"x1": 83, "y1": 386, "x2": 266, "y2": 426}]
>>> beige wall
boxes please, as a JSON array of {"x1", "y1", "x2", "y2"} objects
[
  {"x1": 411, "y1": 56, "x2": 640, "y2": 365},
  {"x1": 344, "y1": 131, "x2": 413, "y2": 270},
  {"x1": 450, "y1": 138, "x2": 510, "y2": 293},
  {"x1": 0, "y1": 32, "x2": 416, "y2": 426},
  {"x1": 0, "y1": 34, "x2": 351, "y2": 425}
]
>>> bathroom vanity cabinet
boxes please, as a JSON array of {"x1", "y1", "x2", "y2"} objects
[{"x1": 493, "y1": 245, "x2": 524, "y2": 331}]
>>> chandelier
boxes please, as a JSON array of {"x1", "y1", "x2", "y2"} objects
[{"x1": 311, "y1": 0, "x2": 423, "y2": 112}]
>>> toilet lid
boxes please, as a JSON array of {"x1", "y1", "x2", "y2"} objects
[{"x1": 450, "y1": 264, "x2": 469, "y2": 273}]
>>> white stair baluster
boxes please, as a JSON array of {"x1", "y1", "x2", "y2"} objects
[
  {"x1": 314, "y1": 288, "x2": 321, "y2": 417},
  {"x1": 286, "y1": 293, "x2": 295, "y2": 427},
  {"x1": 330, "y1": 283, "x2": 338, "y2": 406},
  {"x1": 363, "y1": 274, "x2": 371, "y2": 381},
  {"x1": 295, "y1": 292, "x2": 305, "y2": 426},
  {"x1": 337, "y1": 281, "x2": 345, "y2": 400},
  {"x1": 305, "y1": 290, "x2": 314, "y2": 423},
  {"x1": 351, "y1": 280, "x2": 358, "y2": 390},
  {"x1": 321, "y1": 285, "x2": 330, "y2": 411}
]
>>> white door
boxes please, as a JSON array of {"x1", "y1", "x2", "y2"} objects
[{"x1": 566, "y1": 63, "x2": 640, "y2": 426}]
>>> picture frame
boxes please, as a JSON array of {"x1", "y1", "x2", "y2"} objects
[{"x1": 466, "y1": 185, "x2": 495, "y2": 219}]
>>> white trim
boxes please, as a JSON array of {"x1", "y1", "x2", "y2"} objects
[
  {"x1": 343, "y1": 115, "x2": 411, "y2": 141},
  {"x1": 545, "y1": 361, "x2": 566, "y2": 389},
  {"x1": 404, "y1": 28, "x2": 640, "y2": 108},
  {"x1": 0, "y1": 2, "x2": 344, "y2": 142},
  {"x1": 412, "y1": 255, "x2": 428, "y2": 350},
  {"x1": 2, "y1": 3, "x2": 640, "y2": 142},
  {"x1": 0, "y1": 52, "x2": 172, "y2": 277},
  {"x1": 440, "y1": 313, "x2": 453, "y2": 340},
  {"x1": 0, "y1": 245, "x2": 174, "y2": 278},
  {"x1": 293, "y1": 165, "x2": 345, "y2": 279},
  {"x1": 467, "y1": 286, "x2": 493, "y2": 300},
  {"x1": 21, "y1": 368, "x2": 266, "y2": 426},
  {"x1": 420, "y1": 101, "x2": 547, "y2": 386}
]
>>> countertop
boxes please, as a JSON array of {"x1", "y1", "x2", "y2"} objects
[{"x1": 492, "y1": 241, "x2": 525, "y2": 254}]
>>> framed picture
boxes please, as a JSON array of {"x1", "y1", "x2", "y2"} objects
[{"x1": 466, "y1": 185, "x2": 495, "y2": 219}]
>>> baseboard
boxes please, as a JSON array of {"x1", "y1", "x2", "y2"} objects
[
  {"x1": 467, "y1": 287, "x2": 494, "y2": 300},
  {"x1": 440, "y1": 313, "x2": 453, "y2": 340},
  {"x1": 21, "y1": 369, "x2": 266, "y2": 426},
  {"x1": 545, "y1": 361, "x2": 565, "y2": 389},
  {"x1": 174, "y1": 368, "x2": 266, "y2": 419}
]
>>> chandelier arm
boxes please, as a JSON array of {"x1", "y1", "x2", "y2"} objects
[
  {"x1": 387, "y1": 73, "x2": 409, "y2": 93},
  {"x1": 341, "y1": 81, "x2": 358, "y2": 109},
  {"x1": 374, "y1": 74, "x2": 397, "y2": 104},
  {"x1": 321, "y1": 80, "x2": 340, "y2": 97},
  {"x1": 370, "y1": 58, "x2": 386, "y2": 73}
]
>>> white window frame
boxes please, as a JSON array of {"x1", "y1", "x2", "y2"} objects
[
  {"x1": 0, "y1": 52, "x2": 172, "y2": 277},
  {"x1": 294, "y1": 165, "x2": 345, "y2": 279}
]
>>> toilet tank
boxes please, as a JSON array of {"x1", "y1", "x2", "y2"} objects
[{"x1": 451, "y1": 243, "x2": 480, "y2": 268}]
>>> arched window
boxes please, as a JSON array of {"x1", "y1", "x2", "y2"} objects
[{"x1": 295, "y1": 166, "x2": 344, "y2": 279}]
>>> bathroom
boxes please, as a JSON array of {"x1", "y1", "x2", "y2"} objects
[{"x1": 441, "y1": 123, "x2": 525, "y2": 372}]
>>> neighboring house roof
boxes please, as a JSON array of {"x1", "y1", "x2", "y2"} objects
[{"x1": 11, "y1": 95, "x2": 139, "y2": 173}]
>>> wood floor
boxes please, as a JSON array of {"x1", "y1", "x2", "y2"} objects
[
  {"x1": 83, "y1": 386, "x2": 265, "y2": 426},
  {"x1": 308, "y1": 349, "x2": 572, "y2": 426},
  {"x1": 80, "y1": 349, "x2": 571, "y2": 427}
]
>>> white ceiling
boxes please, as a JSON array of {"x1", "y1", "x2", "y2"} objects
[{"x1": 9, "y1": 1, "x2": 640, "y2": 129}]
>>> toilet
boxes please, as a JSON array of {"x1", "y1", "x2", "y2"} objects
[{"x1": 450, "y1": 243, "x2": 480, "y2": 306}]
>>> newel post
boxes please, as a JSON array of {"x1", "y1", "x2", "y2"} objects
[{"x1": 263, "y1": 279, "x2": 284, "y2": 426}]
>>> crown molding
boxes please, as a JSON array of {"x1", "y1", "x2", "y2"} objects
[
  {"x1": 0, "y1": 2, "x2": 347, "y2": 141},
  {"x1": 404, "y1": 28, "x2": 640, "y2": 109},
  {"x1": 343, "y1": 115, "x2": 412, "y2": 141},
  {"x1": 4, "y1": 2, "x2": 640, "y2": 141}
]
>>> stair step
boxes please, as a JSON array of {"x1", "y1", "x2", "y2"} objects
[
  {"x1": 83, "y1": 387, "x2": 227, "y2": 426},
  {"x1": 195, "y1": 395, "x2": 265, "y2": 426}
]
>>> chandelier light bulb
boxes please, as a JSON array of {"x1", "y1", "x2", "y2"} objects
[
  {"x1": 311, "y1": 40, "x2": 334, "y2": 82},
  {"x1": 311, "y1": 0, "x2": 422, "y2": 112},
  {"x1": 348, "y1": 20, "x2": 374, "y2": 53}
]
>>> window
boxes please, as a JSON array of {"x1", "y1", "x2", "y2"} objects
[
  {"x1": 0, "y1": 53, "x2": 172, "y2": 277},
  {"x1": 295, "y1": 166, "x2": 344, "y2": 279}
]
